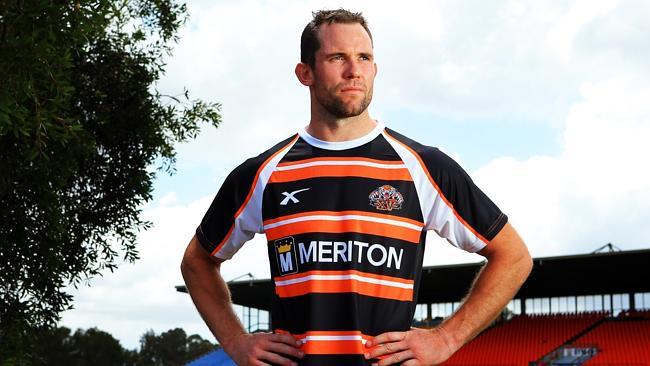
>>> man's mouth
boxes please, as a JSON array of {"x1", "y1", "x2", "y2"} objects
[{"x1": 340, "y1": 86, "x2": 364, "y2": 92}]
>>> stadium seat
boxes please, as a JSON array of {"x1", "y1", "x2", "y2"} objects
[{"x1": 442, "y1": 312, "x2": 607, "y2": 365}]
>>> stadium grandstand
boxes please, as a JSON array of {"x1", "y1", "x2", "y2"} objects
[{"x1": 178, "y1": 245, "x2": 650, "y2": 365}]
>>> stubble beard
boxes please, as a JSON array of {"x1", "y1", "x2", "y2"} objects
[{"x1": 316, "y1": 84, "x2": 374, "y2": 119}]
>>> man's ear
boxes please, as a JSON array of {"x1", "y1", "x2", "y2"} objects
[{"x1": 295, "y1": 62, "x2": 314, "y2": 86}]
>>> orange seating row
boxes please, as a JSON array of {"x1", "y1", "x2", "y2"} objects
[
  {"x1": 442, "y1": 312, "x2": 606, "y2": 365},
  {"x1": 579, "y1": 321, "x2": 650, "y2": 364}
]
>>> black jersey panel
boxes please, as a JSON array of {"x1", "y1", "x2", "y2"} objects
[
  {"x1": 274, "y1": 355, "x2": 375, "y2": 366},
  {"x1": 196, "y1": 134, "x2": 298, "y2": 254},
  {"x1": 298, "y1": 355, "x2": 369, "y2": 366},
  {"x1": 282, "y1": 135, "x2": 402, "y2": 161},
  {"x1": 262, "y1": 177, "x2": 423, "y2": 223},
  {"x1": 272, "y1": 292, "x2": 413, "y2": 336},
  {"x1": 384, "y1": 128, "x2": 508, "y2": 241}
]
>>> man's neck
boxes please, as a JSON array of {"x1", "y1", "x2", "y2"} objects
[{"x1": 306, "y1": 111, "x2": 377, "y2": 142}]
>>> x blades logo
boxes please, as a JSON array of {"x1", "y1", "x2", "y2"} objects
[{"x1": 280, "y1": 188, "x2": 310, "y2": 205}]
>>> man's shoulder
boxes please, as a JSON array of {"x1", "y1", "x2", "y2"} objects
[
  {"x1": 383, "y1": 127, "x2": 452, "y2": 166},
  {"x1": 227, "y1": 133, "x2": 299, "y2": 181}
]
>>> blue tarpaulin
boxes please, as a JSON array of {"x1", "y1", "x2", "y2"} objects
[{"x1": 186, "y1": 348, "x2": 236, "y2": 366}]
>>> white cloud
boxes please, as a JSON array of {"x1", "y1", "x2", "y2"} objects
[
  {"x1": 544, "y1": 0, "x2": 621, "y2": 61},
  {"x1": 474, "y1": 76, "x2": 650, "y2": 256}
]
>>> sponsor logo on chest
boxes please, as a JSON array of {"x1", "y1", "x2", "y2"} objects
[{"x1": 273, "y1": 237, "x2": 404, "y2": 276}]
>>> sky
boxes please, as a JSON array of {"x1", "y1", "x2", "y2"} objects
[{"x1": 60, "y1": 0, "x2": 650, "y2": 350}]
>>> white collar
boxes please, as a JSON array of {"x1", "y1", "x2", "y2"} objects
[{"x1": 299, "y1": 121, "x2": 385, "y2": 151}]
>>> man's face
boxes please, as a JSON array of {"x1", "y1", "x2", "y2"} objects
[{"x1": 310, "y1": 22, "x2": 377, "y2": 118}]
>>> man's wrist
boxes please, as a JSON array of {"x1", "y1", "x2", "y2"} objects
[
  {"x1": 220, "y1": 331, "x2": 247, "y2": 354},
  {"x1": 432, "y1": 325, "x2": 461, "y2": 354}
]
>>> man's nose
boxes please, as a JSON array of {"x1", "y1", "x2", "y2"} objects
[{"x1": 344, "y1": 60, "x2": 362, "y2": 79}]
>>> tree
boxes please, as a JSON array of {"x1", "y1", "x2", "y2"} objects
[
  {"x1": 69, "y1": 328, "x2": 127, "y2": 366},
  {"x1": 29, "y1": 326, "x2": 76, "y2": 366},
  {"x1": 138, "y1": 328, "x2": 217, "y2": 365},
  {"x1": 138, "y1": 329, "x2": 185, "y2": 365},
  {"x1": 29, "y1": 326, "x2": 133, "y2": 366},
  {"x1": 22, "y1": 326, "x2": 216, "y2": 365},
  {"x1": 0, "y1": 1, "x2": 221, "y2": 362},
  {"x1": 186, "y1": 333, "x2": 218, "y2": 362}
]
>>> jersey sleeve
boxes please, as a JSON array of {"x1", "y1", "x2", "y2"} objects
[
  {"x1": 195, "y1": 134, "x2": 299, "y2": 259},
  {"x1": 195, "y1": 158, "x2": 263, "y2": 259},
  {"x1": 383, "y1": 128, "x2": 507, "y2": 252},
  {"x1": 419, "y1": 148, "x2": 508, "y2": 252}
]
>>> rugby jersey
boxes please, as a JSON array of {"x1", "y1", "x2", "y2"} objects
[{"x1": 196, "y1": 122, "x2": 508, "y2": 365}]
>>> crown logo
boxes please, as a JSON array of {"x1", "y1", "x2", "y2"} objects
[
  {"x1": 277, "y1": 243, "x2": 292, "y2": 253},
  {"x1": 274, "y1": 237, "x2": 298, "y2": 275}
]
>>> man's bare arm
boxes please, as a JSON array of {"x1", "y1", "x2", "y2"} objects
[
  {"x1": 439, "y1": 222, "x2": 532, "y2": 348},
  {"x1": 366, "y1": 222, "x2": 533, "y2": 365},
  {"x1": 180, "y1": 235, "x2": 303, "y2": 366}
]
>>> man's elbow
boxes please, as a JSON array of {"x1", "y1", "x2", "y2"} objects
[
  {"x1": 180, "y1": 251, "x2": 195, "y2": 283},
  {"x1": 180, "y1": 239, "x2": 207, "y2": 281},
  {"x1": 482, "y1": 240, "x2": 533, "y2": 287},
  {"x1": 508, "y1": 238, "x2": 533, "y2": 285},
  {"x1": 519, "y1": 247, "x2": 533, "y2": 279}
]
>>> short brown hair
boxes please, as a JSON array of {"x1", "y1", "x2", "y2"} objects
[{"x1": 300, "y1": 9, "x2": 373, "y2": 68}]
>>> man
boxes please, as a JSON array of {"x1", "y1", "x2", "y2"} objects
[{"x1": 181, "y1": 9, "x2": 532, "y2": 366}]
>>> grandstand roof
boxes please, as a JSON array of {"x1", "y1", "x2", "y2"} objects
[{"x1": 176, "y1": 248, "x2": 650, "y2": 311}]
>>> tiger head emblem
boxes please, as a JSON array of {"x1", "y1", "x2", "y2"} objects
[{"x1": 369, "y1": 185, "x2": 404, "y2": 211}]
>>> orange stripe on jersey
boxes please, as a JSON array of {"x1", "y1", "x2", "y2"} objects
[
  {"x1": 273, "y1": 271, "x2": 414, "y2": 302},
  {"x1": 263, "y1": 210, "x2": 424, "y2": 228},
  {"x1": 275, "y1": 330, "x2": 375, "y2": 355},
  {"x1": 275, "y1": 278, "x2": 413, "y2": 301},
  {"x1": 264, "y1": 218, "x2": 421, "y2": 244},
  {"x1": 383, "y1": 131, "x2": 490, "y2": 245},
  {"x1": 276, "y1": 156, "x2": 405, "y2": 167},
  {"x1": 268, "y1": 165, "x2": 412, "y2": 183},
  {"x1": 275, "y1": 270, "x2": 414, "y2": 285},
  {"x1": 210, "y1": 134, "x2": 300, "y2": 256},
  {"x1": 302, "y1": 340, "x2": 363, "y2": 355}
]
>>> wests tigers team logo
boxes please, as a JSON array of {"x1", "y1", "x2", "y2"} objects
[{"x1": 369, "y1": 185, "x2": 404, "y2": 211}]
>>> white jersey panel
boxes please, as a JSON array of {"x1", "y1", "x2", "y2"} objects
[
  {"x1": 214, "y1": 138, "x2": 298, "y2": 259},
  {"x1": 382, "y1": 131, "x2": 486, "y2": 253}
]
